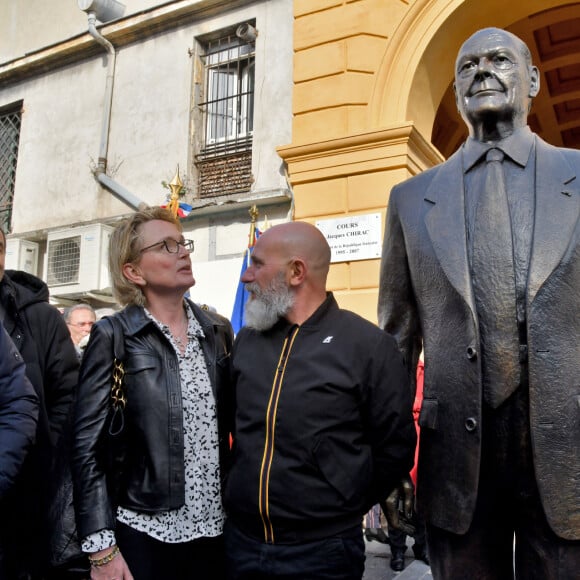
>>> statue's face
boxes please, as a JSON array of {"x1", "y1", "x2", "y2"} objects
[{"x1": 453, "y1": 28, "x2": 539, "y2": 132}]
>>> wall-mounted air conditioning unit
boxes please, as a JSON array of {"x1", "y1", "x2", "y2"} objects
[
  {"x1": 45, "y1": 223, "x2": 113, "y2": 297},
  {"x1": 5, "y1": 239, "x2": 40, "y2": 276}
]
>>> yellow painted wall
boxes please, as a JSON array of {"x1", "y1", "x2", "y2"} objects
[
  {"x1": 280, "y1": 0, "x2": 571, "y2": 323},
  {"x1": 282, "y1": 0, "x2": 443, "y2": 323}
]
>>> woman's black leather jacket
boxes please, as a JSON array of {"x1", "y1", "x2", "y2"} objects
[{"x1": 72, "y1": 301, "x2": 233, "y2": 540}]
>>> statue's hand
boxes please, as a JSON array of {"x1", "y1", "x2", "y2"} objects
[{"x1": 384, "y1": 475, "x2": 416, "y2": 536}]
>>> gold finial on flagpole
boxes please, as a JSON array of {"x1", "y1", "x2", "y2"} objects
[
  {"x1": 168, "y1": 166, "x2": 183, "y2": 217},
  {"x1": 248, "y1": 204, "x2": 258, "y2": 247}
]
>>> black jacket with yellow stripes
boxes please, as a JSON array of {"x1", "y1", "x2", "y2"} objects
[{"x1": 225, "y1": 293, "x2": 416, "y2": 544}]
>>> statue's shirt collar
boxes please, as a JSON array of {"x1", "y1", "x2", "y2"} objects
[{"x1": 462, "y1": 126, "x2": 534, "y2": 173}]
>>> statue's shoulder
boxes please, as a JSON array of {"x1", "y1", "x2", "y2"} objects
[{"x1": 536, "y1": 134, "x2": 580, "y2": 162}]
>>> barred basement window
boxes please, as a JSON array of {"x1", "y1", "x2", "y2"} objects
[
  {"x1": 196, "y1": 26, "x2": 255, "y2": 197},
  {"x1": 0, "y1": 103, "x2": 22, "y2": 233}
]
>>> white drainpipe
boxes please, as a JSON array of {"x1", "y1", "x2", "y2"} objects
[
  {"x1": 82, "y1": 9, "x2": 144, "y2": 210},
  {"x1": 87, "y1": 11, "x2": 115, "y2": 175}
]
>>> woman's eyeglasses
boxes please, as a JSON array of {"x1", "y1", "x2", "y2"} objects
[{"x1": 139, "y1": 239, "x2": 194, "y2": 254}]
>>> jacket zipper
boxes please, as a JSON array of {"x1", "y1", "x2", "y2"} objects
[{"x1": 258, "y1": 325, "x2": 300, "y2": 543}]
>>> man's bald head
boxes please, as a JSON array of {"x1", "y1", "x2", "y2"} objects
[
  {"x1": 241, "y1": 221, "x2": 332, "y2": 327},
  {"x1": 257, "y1": 221, "x2": 331, "y2": 284}
]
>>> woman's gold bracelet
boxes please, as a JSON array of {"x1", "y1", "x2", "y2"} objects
[{"x1": 88, "y1": 545, "x2": 120, "y2": 567}]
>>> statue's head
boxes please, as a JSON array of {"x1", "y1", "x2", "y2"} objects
[{"x1": 453, "y1": 28, "x2": 540, "y2": 137}]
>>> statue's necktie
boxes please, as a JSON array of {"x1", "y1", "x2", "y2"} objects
[{"x1": 471, "y1": 148, "x2": 520, "y2": 408}]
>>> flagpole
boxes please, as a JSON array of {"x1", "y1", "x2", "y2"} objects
[{"x1": 231, "y1": 205, "x2": 261, "y2": 334}]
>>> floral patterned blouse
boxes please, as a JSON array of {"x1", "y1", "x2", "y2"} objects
[{"x1": 82, "y1": 302, "x2": 224, "y2": 552}]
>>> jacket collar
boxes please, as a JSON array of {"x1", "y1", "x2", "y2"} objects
[
  {"x1": 0, "y1": 270, "x2": 49, "y2": 312},
  {"x1": 118, "y1": 299, "x2": 225, "y2": 337},
  {"x1": 423, "y1": 135, "x2": 579, "y2": 312},
  {"x1": 299, "y1": 292, "x2": 338, "y2": 329},
  {"x1": 269, "y1": 292, "x2": 338, "y2": 333}
]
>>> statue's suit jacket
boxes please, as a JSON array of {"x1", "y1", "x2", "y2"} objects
[{"x1": 378, "y1": 134, "x2": 580, "y2": 540}]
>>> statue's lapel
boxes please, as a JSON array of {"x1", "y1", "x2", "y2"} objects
[
  {"x1": 528, "y1": 137, "x2": 580, "y2": 305},
  {"x1": 424, "y1": 149, "x2": 476, "y2": 314}
]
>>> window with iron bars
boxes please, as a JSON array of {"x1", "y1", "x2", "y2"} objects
[
  {"x1": 0, "y1": 103, "x2": 22, "y2": 234},
  {"x1": 196, "y1": 28, "x2": 255, "y2": 198}
]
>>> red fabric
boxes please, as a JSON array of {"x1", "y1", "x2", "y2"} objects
[{"x1": 410, "y1": 360, "x2": 424, "y2": 486}]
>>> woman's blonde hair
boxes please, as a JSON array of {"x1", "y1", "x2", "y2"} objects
[{"x1": 109, "y1": 206, "x2": 182, "y2": 306}]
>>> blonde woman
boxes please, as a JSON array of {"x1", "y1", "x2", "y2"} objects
[{"x1": 73, "y1": 207, "x2": 233, "y2": 580}]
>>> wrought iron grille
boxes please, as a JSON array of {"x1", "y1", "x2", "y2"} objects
[
  {"x1": 196, "y1": 31, "x2": 255, "y2": 198},
  {"x1": 0, "y1": 104, "x2": 22, "y2": 233},
  {"x1": 199, "y1": 33, "x2": 255, "y2": 156}
]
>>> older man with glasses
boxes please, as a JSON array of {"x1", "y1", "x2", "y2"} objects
[{"x1": 64, "y1": 304, "x2": 97, "y2": 359}]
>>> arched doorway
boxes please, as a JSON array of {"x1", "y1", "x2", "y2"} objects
[
  {"x1": 370, "y1": 0, "x2": 580, "y2": 159},
  {"x1": 434, "y1": 3, "x2": 580, "y2": 156},
  {"x1": 280, "y1": 0, "x2": 580, "y2": 322}
]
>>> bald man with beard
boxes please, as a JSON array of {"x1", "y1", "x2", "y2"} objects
[{"x1": 223, "y1": 221, "x2": 416, "y2": 580}]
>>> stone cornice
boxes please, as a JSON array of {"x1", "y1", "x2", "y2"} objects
[
  {"x1": 0, "y1": 0, "x2": 256, "y2": 85},
  {"x1": 277, "y1": 123, "x2": 444, "y2": 183}
]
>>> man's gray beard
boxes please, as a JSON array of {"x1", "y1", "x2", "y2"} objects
[{"x1": 244, "y1": 273, "x2": 294, "y2": 332}]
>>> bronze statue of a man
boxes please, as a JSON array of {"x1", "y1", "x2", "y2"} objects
[{"x1": 379, "y1": 27, "x2": 580, "y2": 578}]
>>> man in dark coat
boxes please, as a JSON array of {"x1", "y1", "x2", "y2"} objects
[
  {"x1": 224, "y1": 222, "x2": 416, "y2": 580},
  {"x1": 379, "y1": 28, "x2": 580, "y2": 579},
  {"x1": 0, "y1": 228, "x2": 85, "y2": 579}
]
